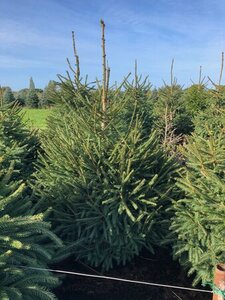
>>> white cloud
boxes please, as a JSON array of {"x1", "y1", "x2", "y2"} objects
[
  {"x1": 0, "y1": 20, "x2": 69, "y2": 49},
  {"x1": 0, "y1": 54, "x2": 55, "y2": 68}
]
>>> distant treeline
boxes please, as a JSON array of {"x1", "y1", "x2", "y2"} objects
[
  {"x1": 1, "y1": 77, "x2": 58, "y2": 108},
  {"x1": 2, "y1": 75, "x2": 225, "y2": 114}
]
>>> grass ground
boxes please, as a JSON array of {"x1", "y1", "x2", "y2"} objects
[{"x1": 21, "y1": 108, "x2": 52, "y2": 129}]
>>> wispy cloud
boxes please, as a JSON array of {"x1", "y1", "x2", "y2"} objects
[
  {"x1": 0, "y1": 54, "x2": 57, "y2": 68},
  {"x1": 0, "y1": 20, "x2": 69, "y2": 49}
]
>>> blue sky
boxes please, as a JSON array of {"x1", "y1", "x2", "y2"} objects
[{"x1": 0, "y1": 0, "x2": 225, "y2": 90}]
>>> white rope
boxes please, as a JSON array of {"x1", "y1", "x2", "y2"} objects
[{"x1": 19, "y1": 266, "x2": 212, "y2": 294}]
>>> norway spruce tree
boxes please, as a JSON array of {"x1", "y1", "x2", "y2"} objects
[
  {"x1": 170, "y1": 61, "x2": 225, "y2": 285},
  {"x1": 0, "y1": 101, "x2": 39, "y2": 181},
  {"x1": 0, "y1": 97, "x2": 62, "y2": 299},
  {"x1": 3, "y1": 87, "x2": 15, "y2": 104},
  {"x1": 181, "y1": 84, "x2": 209, "y2": 117},
  {"x1": 29, "y1": 77, "x2": 35, "y2": 90},
  {"x1": 40, "y1": 80, "x2": 57, "y2": 107},
  {"x1": 193, "y1": 66, "x2": 225, "y2": 138},
  {"x1": 116, "y1": 63, "x2": 154, "y2": 136},
  {"x1": 170, "y1": 115, "x2": 225, "y2": 285},
  {"x1": 16, "y1": 89, "x2": 28, "y2": 106},
  {"x1": 0, "y1": 143, "x2": 61, "y2": 299},
  {"x1": 152, "y1": 63, "x2": 189, "y2": 153},
  {"x1": 35, "y1": 22, "x2": 179, "y2": 270},
  {"x1": 193, "y1": 105, "x2": 225, "y2": 138},
  {"x1": 26, "y1": 89, "x2": 39, "y2": 108}
]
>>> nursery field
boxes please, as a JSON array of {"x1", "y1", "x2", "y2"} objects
[
  {"x1": 1, "y1": 16, "x2": 225, "y2": 300},
  {"x1": 21, "y1": 108, "x2": 51, "y2": 129},
  {"x1": 2, "y1": 79, "x2": 224, "y2": 300}
]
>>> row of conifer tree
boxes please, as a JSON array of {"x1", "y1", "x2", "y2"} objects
[
  {"x1": 2, "y1": 77, "x2": 57, "y2": 108},
  {"x1": 0, "y1": 23, "x2": 224, "y2": 299}
]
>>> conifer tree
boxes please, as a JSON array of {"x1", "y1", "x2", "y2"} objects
[
  {"x1": 116, "y1": 62, "x2": 154, "y2": 136},
  {"x1": 181, "y1": 84, "x2": 209, "y2": 117},
  {"x1": 193, "y1": 105, "x2": 225, "y2": 137},
  {"x1": 26, "y1": 89, "x2": 39, "y2": 108},
  {"x1": 0, "y1": 143, "x2": 61, "y2": 299},
  {"x1": 26, "y1": 77, "x2": 39, "y2": 108},
  {"x1": 194, "y1": 54, "x2": 225, "y2": 137},
  {"x1": 0, "y1": 101, "x2": 39, "y2": 181},
  {"x1": 40, "y1": 80, "x2": 57, "y2": 107},
  {"x1": 35, "y1": 86, "x2": 179, "y2": 270},
  {"x1": 168, "y1": 56, "x2": 225, "y2": 285},
  {"x1": 152, "y1": 61, "x2": 188, "y2": 153},
  {"x1": 0, "y1": 95, "x2": 62, "y2": 299},
  {"x1": 170, "y1": 120, "x2": 225, "y2": 285},
  {"x1": 29, "y1": 77, "x2": 35, "y2": 90},
  {"x1": 16, "y1": 89, "x2": 27, "y2": 106},
  {"x1": 3, "y1": 87, "x2": 15, "y2": 104},
  {"x1": 35, "y1": 23, "x2": 179, "y2": 270}
]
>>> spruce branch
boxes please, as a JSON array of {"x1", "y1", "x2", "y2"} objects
[
  {"x1": 135, "y1": 59, "x2": 138, "y2": 89},
  {"x1": 170, "y1": 58, "x2": 175, "y2": 87},
  {"x1": 66, "y1": 57, "x2": 76, "y2": 76},
  {"x1": 198, "y1": 65, "x2": 202, "y2": 86},
  {"x1": 219, "y1": 51, "x2": 224, "y2": 86},
  {"x1": 198, "y1": 65, "x2": 206, "y2": 86},
  {"x1": 207, "y1": 76, "x2": 216, "y2": 87},
  {"x1": 72, "y1": 31, "x2": 80, "y2": 80},
  {"x1": 105, "y1": 65, "x2": 110, "y2": 103},
  {"x1": 208, "y1": 52, "x2": 225, "y2": 88},
  {"x1": 100, "y1": 19, "x2": 109, "y2": 129},
  {"x1": 66, "y1": 31, "x2": 80, "y2": 85},
  {"x1": 0, "y1": 86, "x2": 3, "y2": 107},
  {"x1": 163, "y1": 59, "x2": 175, "y2": 147}
]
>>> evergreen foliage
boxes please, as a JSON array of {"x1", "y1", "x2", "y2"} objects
[
  {"x1": 2, "y1": 21, "x2": 225, "y2": 297},
  {"x1": 0, "y1": 98, "x2": 62, "y2": 299},
  {"x1": 0, "y1": 146, "x2": 61, "y2": 299},
  {"x1": 170, "y1": 123, "x2": 225, "y2": 285},
  {"x1": 181, "y1": 84, "x2": 209, "y2": 117},
  {"x1": 16, "y1": 89, "x2": 28, "y2": 106},
  {"x1": 117, "y1": 73, "x2": 154, "y2": 135},
  {"x1": 152, "y1": 80, "x2": 189, "y2": 153},
  {"x1": 29, "y1": 77, "x2": 35, "y2": 90},
  {"x1": 194, "y1": 106, "x2": 225, "y2": 137},
  {"x1": 209, "y1": 84, "x2": 225, "y2": 107},
  {"x1": 26, "y1": 89, "x2": 39, "y2": 108},
  {"x1": 193, "y1": 83, "x2": 225, "y2": 137},
  {"x1": 3, "y1": 87, "x2": 15, "y2": 104},
  {"x1": 35, "y1": 72, "x2": 179, "y2": 270},
  {"x1": 40, "y1": 81, "x2": 58, "y2": 107},
  {"x1": 0, "y1": 101, "x2": 39, "y2": 181}
]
